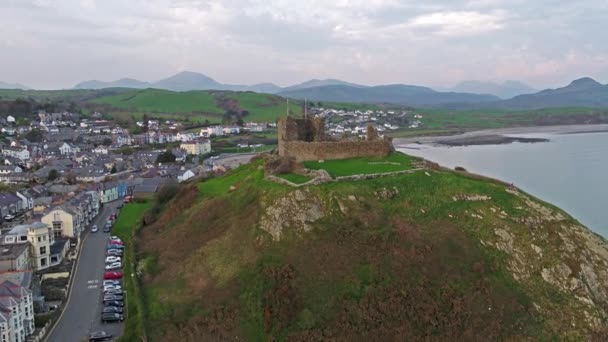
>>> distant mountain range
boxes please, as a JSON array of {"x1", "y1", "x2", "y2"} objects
[
  {"x1": 0, "y1": 81, "x2": 29, "y2": 90},
  {"x1": 490, "y1": 77, "x2": 608, "y2": 110},
  {"x1": 73, "y1": 71, "x2": 285, "y2": 94},
  {"x1": 445, "y1": 80, "x2": 537, "y2": 99},
  {"x1": 278, "y1": 84, "x2": 501, "y2": 107},
  {"x1": 5, "y1": 72, "x2": 608, "y2": 110}
]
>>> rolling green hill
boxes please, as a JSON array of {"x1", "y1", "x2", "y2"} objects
[
  {"x1": 126, "y1": 154, "x2": 608, "y2": 341},
  {"x1": 0, "y1": 88, "x2": 131, "y2": 102},
  {"x1": 92, "y1": 88, "x2": 303, "y2": 123},
  {"x1": 93, "y1": 89, "x2": 223, "y2": 114}
]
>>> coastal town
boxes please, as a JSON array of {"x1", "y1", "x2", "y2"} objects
[{"x1": 0, "y1": 104, "x2": 424, "y2": 341}]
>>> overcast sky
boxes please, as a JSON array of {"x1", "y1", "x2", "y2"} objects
[{"x1": 1, "y1": 0, "x2": 607, "y2": 89}]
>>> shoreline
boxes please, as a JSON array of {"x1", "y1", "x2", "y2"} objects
[{"x1": 393, "y1": 123, "x2": 608, "y2": 146}]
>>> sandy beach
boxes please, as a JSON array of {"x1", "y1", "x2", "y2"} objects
[{"x1": 393, "y1": 124, "x2": 608, "y2": 147}]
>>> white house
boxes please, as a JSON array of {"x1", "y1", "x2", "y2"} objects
[
  {"x1": 15, "y1": 192, "x2": 32, "y2": 212},
  {"x1": 177, "y1": 169, "x2": 196, "y2": 183},
  {"x1": 6, "y1": 116, "x2": 15, "y2": 123},
  {"x1": 180, "y1": 139, "x2": 211, "y2": 156},
  {"x1": 200, "y1": 126, "x2": 224, "y2": 137},
  {"x1": 92, "y1": 146, "x2": 108, "y2": 155},
  {"x1": 59, "y1": 142, "x2": 76, "y2": 155}
]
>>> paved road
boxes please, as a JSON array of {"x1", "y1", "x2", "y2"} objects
[{"x1": 47, "y1": 200, "x2": 124, "y2": 342}]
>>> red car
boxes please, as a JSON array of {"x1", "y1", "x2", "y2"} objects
[
  {"x1": 104, "y1": 271, "x2": 122, "y2": 280},
  {"x1": 109, "y1": 240, "x2": 123, "y2": 245}
]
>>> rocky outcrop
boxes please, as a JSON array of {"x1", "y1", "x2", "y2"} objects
[{"x1": 259, "y1": 189, "x2": 325, "y2": 240}]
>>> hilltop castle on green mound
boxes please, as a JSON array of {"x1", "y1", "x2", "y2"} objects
[{"x1": 277, "y1": 115, "x2": 393, "y2": 162}]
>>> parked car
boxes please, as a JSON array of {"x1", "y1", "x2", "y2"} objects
[
  {"x1": 101, "y1": 313, "x2": 124, "y2": 323},
  {"x1": 102, "y1": 280, "x2": 120, "y2": 286},
  {"x1": 91, "y1": 225, "x2": 98, "y2": 233},
  {"x1": 104, "y1": 289, "x2": 124, "y2": 296},
  {"x1": 105, "y1": 262, "x2": 122, "y2": 271},
  {"x1": 103, "y1": 226, "x2": 111, "y2": 233},
  {"x1": 103, "y1": 294, "x2": 124, "y2": 302},
  {"x1": 106, "y1": 252, "x2": 123, "y2": 258},
  {"x1": 103, "y1": 271, "x2": 122, "y2": 280},
  {"x1": 102, "y1": 306, "x2": 123, "y2": 314},
  {"x1": 3, "y1": 214, "x2": 14, "y2": 222},
  {"x1": 106, "y1": 244, "x2": 124, "y2": 250},
  {"x1": 89, "y1": 331, "x2": 113, "y2": 341},
  {"x1": 105, "y1": 256, "x2": 121, "y2": 263},
  {"x1": 104, "y1": 300, "x2": 124, "y2": 307},
  {"x1": 103, "y1": 285, "x2": 122, "y2": 292},
  {"x1": 110, "y1": 236, "x2": 121, "y2": 241},
  {"x1": 109, "y1": 239, "x2": 123, "y2": 246}
]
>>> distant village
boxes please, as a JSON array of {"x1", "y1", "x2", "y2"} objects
[{"x1": 310, "y1": 107, "x2": 423, "y2": 137}]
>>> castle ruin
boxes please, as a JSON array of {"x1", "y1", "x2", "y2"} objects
[{"x1": 277, "y1": 116, "x2": 393, "y2": 162}]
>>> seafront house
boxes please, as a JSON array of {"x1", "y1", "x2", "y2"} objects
[
  {"x1": 2, "y1": 222, "x2": 67, "y2": 271},
  {"x1": 41, "y1": 207, "x2": 81, "y2": 239},
  {"x1": 0, "y1": 280, "x2": 35, "y2": 342}
]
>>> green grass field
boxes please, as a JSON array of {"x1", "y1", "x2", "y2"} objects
[
  {"x1": 229, "y1": 92, "x2": 302, "y2": 122},
  {"x1": 112, "y1": 201, "x2": 153, "y2": 342},
  {"x1": 93, "y1": 89, "x2": 223, "y2": 114},
  {"x1": 304, "y1": 152, "x2": 415, "y2": 178}
]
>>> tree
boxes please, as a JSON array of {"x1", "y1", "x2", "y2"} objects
[
  {"x1": 236, "y1": 117, "x2": 244, "y2": 127},
  {"x1": 142, "y1": 113, "x2": 149, "y2": 132},
  {"x1": 102, "y1": 138, "x2": 113, "y2": 146},
  {"x1": 25, "y1": 129, "x2": 44, "y2": 142},
  {"x1": 110, "y1": 165, "x2": 117, "y2": 174},
  {"x1": 47, "y1": 169, "x2": 59, "y2": 181},
  {"x1": 155, "y1": 150, "x2": 176, "y2": 164},
  {"x1": 118, "y1": 146, "x2": 134, "y2": 155}
]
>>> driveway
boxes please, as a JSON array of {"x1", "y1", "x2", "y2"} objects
[{"x1": 46, "y1": 200, "x2": 124, "y2": 342}]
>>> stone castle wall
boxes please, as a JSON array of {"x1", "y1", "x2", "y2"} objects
[
  {"x1": 282, "y1": 140, "x2": 392, "y2": 162},
  {"x1": 277, "y1": 115, "x2": 393, "y2": 162}
]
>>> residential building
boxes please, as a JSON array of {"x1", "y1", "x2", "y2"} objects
[
  {"x1": 0, "y1": 166, "x2": 22, "y2": 175},
  {"x1": 0, "y1": 245, "x2": 29, "y2": 272},
  {"x1": 0, "y1": 280, "x2": 35, "y2": 342},
  {"x1": 0, "y1": 193, "x2": 22, "y2": 217},
  {"x1": 1, "y1": 147, "x2": 29, "y2": 161},
  {"x1": 41, "y1": 207, "x2": 80, "y2": 239},
  {"x1": 180, "y1": 139, "x2": 211, "y2": 156},
  {"x1": 58, "y1": 142, "x2": 76, "y2": 155},
  {"x1": 14, "y1": 193, "x2": 32, "y2": 212},
  {"x1": 92, "y1": 146, "x2": 108, "y2": 155},
  {"x1": 3, "y1": 222, "x2": 67, "y2": 271},
  {"x1": 200, "y1": 126, "x2": 224, "y2": 137},
  {"x1": 177, "y1": 168, "x2": 196, "y2": 183}
]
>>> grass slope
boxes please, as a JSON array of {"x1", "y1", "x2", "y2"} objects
[
  {"x1": 112, "y1": 201, "x2": 153, "y2": 342},
  {"x1": 132, "y1": 156, "x2": 608, "y2": 341},
  {"x1": 304, "y1": 152, "x2": 414, "y2": 177}
]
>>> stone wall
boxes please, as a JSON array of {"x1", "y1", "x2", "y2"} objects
[
  {"x1": 282, "y1": 140, "x2": 392, "y2": 162},
  {"x1": 278, "y1": 115, "x2": 393, "y2": 162}
]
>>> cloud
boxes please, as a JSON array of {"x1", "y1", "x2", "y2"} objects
[
  {"x1": 0, "y1": 0, "x2": 608, "y2": 89},
  {"x1": 407, "y1": 10, "x2": 505, "y2": 36}
]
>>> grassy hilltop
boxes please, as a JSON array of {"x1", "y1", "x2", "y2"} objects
[{"x1": 126, "y1": 153, "x2": 608, "y2": 341}]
